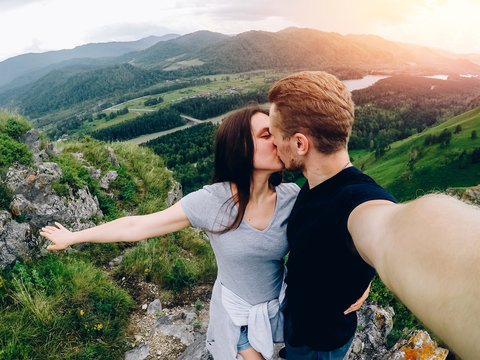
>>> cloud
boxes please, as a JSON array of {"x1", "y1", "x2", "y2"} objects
[
  {"x1": 85, "y1": 22, "x2": 174, "y2": 43},
  {"x1": 0, "y1": 0, "x2": 40, "y2": 12}
]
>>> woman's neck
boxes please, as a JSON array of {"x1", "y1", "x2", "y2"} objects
[{"x1": 249, "y1": 171, "x2": 275, "y2": 203}]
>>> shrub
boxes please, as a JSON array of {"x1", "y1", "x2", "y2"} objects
[
  {"x1": 0, "y1": 134, "x2": 33, "y2": 168},
  {"x1": 0, "y1": 113, "x2": 31, "y2": 140},
  {"x1": 472, "y1": 148, "x2": 480, "y2": 164}
]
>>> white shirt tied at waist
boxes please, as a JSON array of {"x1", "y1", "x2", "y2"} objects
[{"x1": 221, "y1": 280, "x2": 286, "y2": 360}]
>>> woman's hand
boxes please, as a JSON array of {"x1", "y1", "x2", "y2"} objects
[
  {"x1": 343, "y1": 282, "x2": 371, "y2": 315},
  {"x1": 40, "y1": 222, "x2": 75, "y2": 250}
]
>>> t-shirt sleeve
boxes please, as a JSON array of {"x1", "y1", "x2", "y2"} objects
[
  {"x1": 180, "y1": 184, "x2": 234, "y2": 231},
  {"x1": 180, "y1": 187, "x2": 214, "y2": 229},
  {"x1": 343, "y1": 183, "x2": 397, "y2": 220}
]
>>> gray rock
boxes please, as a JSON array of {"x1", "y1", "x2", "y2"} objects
[
  {"x1": 87, "y1": 166, "x2": 102, "y2": 180},
  {"x1": 178, "y1": 334, "x2": 213, "y2": 360},
  {"x1": 166, "y1": 179, "x2": 183, "y2": 206},
  {"x1": 108, "y1": 255, "x2": 123, "y2": 267},
  {"x1": 124, "y1": 343, "x2": 150, "y2": 360},
  {"x1": 156, "y1": 313, "x2": 195, "y2": 346},
  {"x1": 0, "y1": 211, "x2": 12, "y2": 231},
  {"x1": 156, "y1": 322, "x2": 195, "y2": 346},
  {"x1": 19, "y1": 129, "x2": 49, "y2": 164},
  {"x1": 147, "y1": 299, "x2": 162, "y2": 315},
  {"x1": 99, "y1": 170, "x2": 118, "y2": 190},
  {"x1": 346, "y1": 304, "x2": 394, "y2": 360},
  {"x1": 107, "y1": 146, "x2": 119, "y2": 167},
  {"x1": 462, "y1": 185, "x2": 480, "y2": 206},
  {"x1": 6, "y1": 163, "x2": 102, "y2": 228},
  {"x1": 0, "y1": 221, "x2": 33, "y2": 268},
  {"x1": 156, "y1": 316, "x2": 173, "y2": 326},
  {"x1": 184, "y1": 309, "x2": 198, "y2": 325}
]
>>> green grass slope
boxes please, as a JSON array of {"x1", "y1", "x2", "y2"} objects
[{"x1": 354, "y1": 105, "x2": 480, "y2": 201}]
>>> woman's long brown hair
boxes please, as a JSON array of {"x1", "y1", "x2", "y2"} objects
[{"x1": 211, "y1": 106, "x2": 282, "y2": 233}]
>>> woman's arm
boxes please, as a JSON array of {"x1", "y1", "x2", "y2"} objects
[{"x1": 41, "y1": 201, "x2": 191, "y2": 250}]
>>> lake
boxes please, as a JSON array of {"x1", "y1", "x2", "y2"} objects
[{"x1": 342, "y1": 75, "x2": 390, "y2": 91}]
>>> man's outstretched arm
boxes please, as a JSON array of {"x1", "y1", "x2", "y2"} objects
[{"x1": 348, "y1": 194, "x2": 480, "y2": 360}]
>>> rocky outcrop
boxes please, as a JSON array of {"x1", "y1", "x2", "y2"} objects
[
  {"x1": 0, "y1": 161, "x2": 103, "y2": 269},
  {"x1": 347, "y1": 304, "x2": 395, "y2": 359},
  {"x1": 462, "y1": 184, "x2": 480, "y2": 206},
  {"x1": 19, "y1": 129, "x2": 58, "y2": 164},
  {"x1": 166, "y1": 179, "x2": 183, "y2": 206},
  {"x1": 6, "y1": 163, "x2": 102, "y2": 229},
  {"x1": 0, "y1": 129, "x2": 106, "y2": 269},
  {"x1": 99, "y1": 170, "x2": 118, "y2": 190},
  {"x1": 385, "y1": 330, "x2": 448, "y2": 359}
]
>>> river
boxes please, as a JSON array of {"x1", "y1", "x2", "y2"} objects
[{"x1": 127, "y1": 75, "x2": 390, "y2": 145}]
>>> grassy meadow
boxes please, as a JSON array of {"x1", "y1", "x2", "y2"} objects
[{"x1": 78, "y1": 70, "x2": 281, "y2": 135}]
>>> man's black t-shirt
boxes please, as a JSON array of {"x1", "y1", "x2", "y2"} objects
[{"x1": 285, "y1": 166, "x2": 397, "y2": 351}]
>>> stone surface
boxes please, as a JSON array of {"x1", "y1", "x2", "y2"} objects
[
  {"x1": 107, "y1": 146, "x2": 119, "y2": 167},
  {"x1": 99, "y1": 170, "x2": 118, "y2": 190},
  {"x1": 166, "y1": 179, "x2": 183, "y2": 206},
  {"x1": 124, "y1": 343, "x2": 150, "y2": 360},
  {"x1": 0, "y1": 160, "x2": 103, "y2": 268},
  {"x1": 347, "y1": 303, "x2": 395, "y2": 359},
  {"x1": 385, "y1": 330, "x2": 448, "y2": 359},
  {"x1": 178, "y1": 334, "x2": 213, "y2": 360},
  {"x1": 147, "y1": 299, "x2": 162, "y2": 315},
  {"x1": 462, "y1": 184, "x2": 480, "y2": 206},
  {"x1": 19, "y1": 129, "x2": 49, "y2": 164},
  {"x1": 0, "y1": 220, "x2": 33, "y2": 268}
]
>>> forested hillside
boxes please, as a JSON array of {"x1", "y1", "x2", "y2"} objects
[
  {"x1": 350, "y1": 75, "x2": 480, "y2": 153},
  {"x1": 354, "y1": 105, "x2": 480, "y2": 201}
]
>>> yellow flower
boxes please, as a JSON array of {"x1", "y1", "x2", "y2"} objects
[
  {"x1": 144, "y1": 268, "x2": 150, "y2": 273},
  {"x1": 94, "y1": 324, "x2": 103, "y2": 330},
  {"x1": 80, "y1": 309, "x2": 84, "y2": 316}
]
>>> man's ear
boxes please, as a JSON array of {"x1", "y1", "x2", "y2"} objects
[{"x1": 293, "y1": 133, "x2": 309, "y2": 155}]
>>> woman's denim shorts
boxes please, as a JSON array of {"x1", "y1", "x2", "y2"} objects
[{"x1": 237, "y1": 325, "x2": 251, "y2": 351}]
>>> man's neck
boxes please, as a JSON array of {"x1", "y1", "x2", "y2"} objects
[{"x1": 303, "y1": 149, "x2": 351, "y2": 189}]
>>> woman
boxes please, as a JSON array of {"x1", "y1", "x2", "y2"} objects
[{"x1": 41, "y1": 106, "x2": 367, "y2": 360}]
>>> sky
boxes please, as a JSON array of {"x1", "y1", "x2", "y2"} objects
[{"x1": 1, "y1": 0, "x2": 480, "y2": 62}]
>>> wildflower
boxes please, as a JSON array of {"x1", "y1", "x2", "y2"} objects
[
  {"x1": 80, "y1": 309, "x2": 84, "y2": 316},
  {"x1": 144, "y1": 268, "x2": 150, "y2": 274},
  {"x1": 94, "y1": 324, "x2": 103, "y2": 330}
]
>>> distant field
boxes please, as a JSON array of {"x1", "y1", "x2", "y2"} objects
[
  {"x1": 80, "y1": 70, "x2": 282, "y2": 134},
  {"x1": 354, "y1": 106, "x2": 480, "y2": 201}
]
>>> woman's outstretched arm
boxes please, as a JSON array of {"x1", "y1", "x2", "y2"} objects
[{"x1": 41, "y1": 201, "x2": 191, "y2": 250}]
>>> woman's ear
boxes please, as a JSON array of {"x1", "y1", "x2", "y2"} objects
[{"x1": 294, "y1": 133, "x2": 309, "y2": 155}]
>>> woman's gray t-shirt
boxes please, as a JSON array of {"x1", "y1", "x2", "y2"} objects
[{"x1": 180, "y1": 182, "x2": 299, "y2": 358}]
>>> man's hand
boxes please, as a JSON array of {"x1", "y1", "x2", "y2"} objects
[{"x1": 344, "y1": 283, "x2": 371, "y2": 315}]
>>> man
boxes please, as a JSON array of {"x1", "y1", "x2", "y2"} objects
[{"x1": 268, "y1": 71, "x2": 480, "y2": 360}]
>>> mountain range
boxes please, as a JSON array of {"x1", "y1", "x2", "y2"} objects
[{"x1": 1, "y1": 27, "x2": 479, "y2": 124}]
